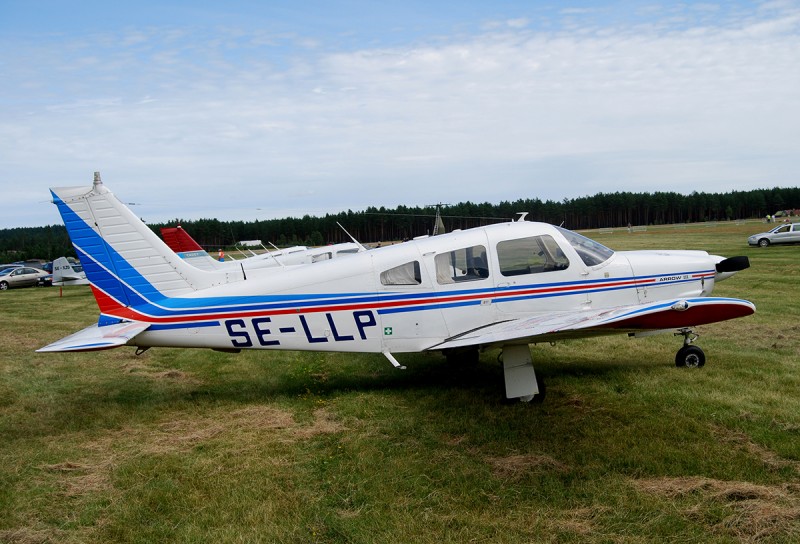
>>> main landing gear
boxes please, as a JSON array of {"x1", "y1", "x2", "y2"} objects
[
  {"x1": 500, "y1": 344, "x2": 545, "y2": 403},
  {"x1": 674, "y1": 328, "x2": 705, "y2": 368}
]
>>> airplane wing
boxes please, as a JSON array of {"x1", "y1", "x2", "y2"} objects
[
  {"x1": 428, "y1": 297, "x2": 755, "y2": 351},
  {"x1": 36, "y1": 322, "x2": 151, "y2": 352}
]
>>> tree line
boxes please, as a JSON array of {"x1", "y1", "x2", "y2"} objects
[{"x1": 2, "y1": 187, "x2": 797, "y2": 262}]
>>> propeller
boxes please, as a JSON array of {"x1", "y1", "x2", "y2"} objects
[{"x1": 716, "y1": 256, "x2": 750, "y2": 273}]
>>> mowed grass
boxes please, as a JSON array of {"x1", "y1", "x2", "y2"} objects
[{"x1": 1, "y1": 221, "x2": 799, "y2": 543}]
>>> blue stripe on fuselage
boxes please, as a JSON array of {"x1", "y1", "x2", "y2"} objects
[{"x1": 52, "y1": 191, "x2": 713, "y2": 323}]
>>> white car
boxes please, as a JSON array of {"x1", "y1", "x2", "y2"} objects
[{"x1": 748, "y1": 222, "x2": 800, "y2": 247}]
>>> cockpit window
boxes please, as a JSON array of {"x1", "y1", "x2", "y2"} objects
[
  {"x1": 555, "y1": 226, "x2": 614, "y2": 267},
  {"x1": 497, "y1": 235, "x2": 569, "y2": 276}
]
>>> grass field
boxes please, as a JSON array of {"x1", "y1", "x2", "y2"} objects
[{"x1": 1, "y1": 222, "x2": 798, "y2": 543}]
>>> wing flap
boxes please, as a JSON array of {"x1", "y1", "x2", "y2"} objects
[
  {"x1": 429, "y1": 297, "x2": 755, "y2": 351},
  {"x1": 37, "y1": 322, "x2": 151, "y2": 352}
]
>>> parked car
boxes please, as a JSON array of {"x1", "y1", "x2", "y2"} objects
[
  {"x1": 748, "y1": 222, "x2": 800, "y2": 247},
  {"x1": 0, "y1": 267, "x2": 52, "y2": 290}
]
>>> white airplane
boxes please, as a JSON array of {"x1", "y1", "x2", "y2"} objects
[
  {"x1": 38, "y1": 173, "x2": 755, "y2": 402},
  {"x1": 52, "y1": 256, "x2": 89, "y2": 286},
  {"x1": 159, "y1": 225, "x2": 362, "y2": 272}
]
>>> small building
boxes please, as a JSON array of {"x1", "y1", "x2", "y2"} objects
[{"x1": 237, "y1": 240, "x2": 263, "y2": 247}]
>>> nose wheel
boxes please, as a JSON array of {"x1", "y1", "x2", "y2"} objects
[{"x1": 674, "y1": 328, "x2": 705, "y2": 368}]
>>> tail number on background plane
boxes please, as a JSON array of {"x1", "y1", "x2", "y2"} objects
[{"x1": 224, "y1": 310, "x2": 378, "y2": 348}]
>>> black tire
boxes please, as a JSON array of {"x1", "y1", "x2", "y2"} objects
[
  {"x1": 530, "y1": 379, "x2": 546, "y2": 404},
  {"x1": 0, "y1": 281, "x2": 8, "y2": 291},
  {"x1": 675, "y1": 345, "x2": 705, "y2": 368},
  {"x1": 758, "y1": 238, "x2": 770, "y2": 247}
]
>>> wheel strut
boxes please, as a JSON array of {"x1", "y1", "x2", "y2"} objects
[{"x1": 675, "y1": 328, "x2": 698, "y2": 347}]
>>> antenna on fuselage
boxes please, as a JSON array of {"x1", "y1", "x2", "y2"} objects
[
  {"x1": 427, "y1": 203, "x2": 450, "y2": 235},
  {"x1": 266, "y1": 242, "x2": 287, "y2": 268},
  {"x1": 515, "y1": 212, "x2": 529, "y2": 222},
  {"x1": 336, "y1": 222, "x2": 367, "y2": 252}
]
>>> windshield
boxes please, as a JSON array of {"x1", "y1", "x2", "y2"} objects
[{"x1": 555, "y1": 226, "x2": 614, "y2": 267}]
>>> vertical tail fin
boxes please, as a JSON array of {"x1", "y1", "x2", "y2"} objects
[
  {"x1": 160, "y1": 225, "x2": 227, "y2": 271},
  {"x1": 50, "y1": 173, "x2": 242, "y2": 316},
  {"x1": 52, "y1": 256, "x2": 89, "y2": 285}
]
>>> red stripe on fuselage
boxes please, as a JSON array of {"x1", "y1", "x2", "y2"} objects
[
  {"x1": 94, "y1": 276, "x2": 670, "y2": 325},
  {"x1": 90, "y1": 285, "x2": 128, "y2": 314}
]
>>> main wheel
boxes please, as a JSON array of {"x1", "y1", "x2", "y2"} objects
[
  {"x1": 516, "y1": 380, "x2": 546, "y2": 404},
  {"x1": 758, "y1": 238, "x2": 770, "y2": 247},
  {"x1": 675, "y1": 345, "x2": 705, "y2": 368}
]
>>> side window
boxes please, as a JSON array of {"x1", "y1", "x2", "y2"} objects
[
  {"x1": 435, "y1": 245, "x2": 489, "y2": 284},
  {"x1": 497, "y1": 236, "x2": 569, "y2": 276},
  {"x1": 380, "y1": 261, "x2": 422, "y2": 285},
  {"x1": 311, "y1": 252, "x2": 332, "y2": 262}
]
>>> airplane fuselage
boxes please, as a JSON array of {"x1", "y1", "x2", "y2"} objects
[
  {"x1": 120, "y1": 221, "x2": 719, "y2": 354},
  {"x1": 40, "y1": 175, "x2": 754, "y2": 401}
]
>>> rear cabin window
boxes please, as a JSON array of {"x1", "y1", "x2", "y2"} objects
[
  {"x1": 497, "y1": 236, "x2": 569, "y2": 276},
  {"x1": 380, "y1": 261, "x2": 422, "y2": 285},
  {"x1": 435, "y1": 245, "x2": 489, "y2": 284}
]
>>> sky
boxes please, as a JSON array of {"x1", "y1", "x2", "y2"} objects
[{"x1": 1, "y1": 0, "x2": 799, "y2": 228}]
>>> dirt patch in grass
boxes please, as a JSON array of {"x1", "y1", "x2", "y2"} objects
[
  {"x1": 34, "y1": 405, "x2": 328, "y2": 503},
  {"x1": 0, "y1": 527, "x2": 64, "y2": 544},
  {"x1": 553, "y1": 505, "x2": 611, "y2": 537},
  {"x1": 292, "y1": 408, "x2": 346, "y2": 438},
  {"x1": 710, "y1": 424, "x2": 800, "y2": 474},
  {"x1": 120, "y1": 361, "x2": 201, "y2": 384},
  {"x1": 2, "y1": 330, "x2": 49, "y2": 353},
  {"x1": 39, "y1": 455, "x2": 117, "y2": 499},
  {"x1": 634, "y1": 476, "x2": 800, "y2": 542},
  {"x1": 486, "y1": 453, "x2": 569, "y2": 481}
]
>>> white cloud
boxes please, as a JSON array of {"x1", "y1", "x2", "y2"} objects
[{"x1": 1, "y1": 2, "x2": 799, "y2": 228}]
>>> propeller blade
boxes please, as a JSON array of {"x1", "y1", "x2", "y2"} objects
[{"x1": 716, "y1": 256, "x2": 750, "y2": 273}]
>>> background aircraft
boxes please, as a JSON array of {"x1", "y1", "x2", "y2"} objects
[
  {"x1": 51, "y1": 256, "x2": 89, "y2": 286},
  {"x1": 38, "y1": 173, "x2": 754, "y2": 402},
  {"x1": 160, "y1": 225, "x2": 362, "y2": 272}
]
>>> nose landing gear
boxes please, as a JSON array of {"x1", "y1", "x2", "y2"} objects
[{"x1": 674, "y1": 328, "x2": 705, "y2": 368}]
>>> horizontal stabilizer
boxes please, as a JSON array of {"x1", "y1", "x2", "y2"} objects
[{"x1": 37, "y1": 322, "x2": 150, "y2": 353}]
